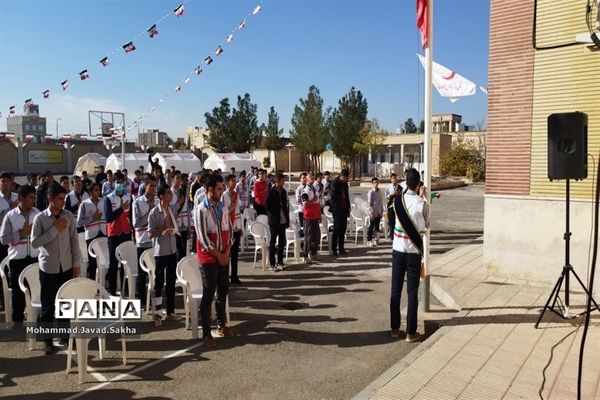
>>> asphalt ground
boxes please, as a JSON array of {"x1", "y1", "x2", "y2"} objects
[{"x1": 0, "y1": 184, "x2": 484, "y2": 400}]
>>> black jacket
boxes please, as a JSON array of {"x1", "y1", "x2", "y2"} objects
[
  {"x1": 266, "y1": 186, "x2": 290, "y2": 228},
  {"x1": 330, "y1": 177, "x2": 350, "y2": 215},
  {"x1": 35, "y1": 183, "x2": 49, "y2": 211}
]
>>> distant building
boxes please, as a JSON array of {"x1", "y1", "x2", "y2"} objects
[
  {"x1": 185, "y1": 126, "x2": 210, "y2": 151},
  {"x1": 137, "y1": 129, "x2": 168, "y2": 148},
  {"x1": 432, "y1": 114, "x2": 462, "y2": 133},
  {"x1": 6, "y1": 102, "x2": 47, "y2": 143}
]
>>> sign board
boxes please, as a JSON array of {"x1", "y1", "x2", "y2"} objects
[
  {"x1": 28, "y1": 149, "x2": 63, "y2": 164},
  {"x1": 101, "y1": 123, "x2": 114, "y2": 137}
]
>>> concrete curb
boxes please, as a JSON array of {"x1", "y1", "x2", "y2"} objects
[{"x1": 352, "y1": 310, "x2": 469, "y2": 400}]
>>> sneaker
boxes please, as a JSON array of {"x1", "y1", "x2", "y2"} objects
[
  {"x1": 390, "y1": 329, "x2": 403, "y2": 339},
  {"x1": 332, "y1": 251, "x2": 338, "y2": 257},
  {"x1": 203, "y1": 335, "x2": 217, "y2": 348},
  {"x1": 231, "y1": 278, "x2": 242, "y2": 285},
  {"x1": 367, "y1": 241, "x2": 373, "y2": 247},
  {"x1": 406, "y1": 332, "x2": 421, "y2": 343},
  {"x1": 217, "y1": 326, "x2": 234, "y2": 338},
  {"x1": 56, "y1": 338, "x2": 68, "y2": 347},
  {"x1": 269, "y1": 265, "x2": 278, "y2": 272},
  {"x1": 165, "y1": 313, "x2": 182, "y2": 322},
  {"x1": 276, "y1": 264, "x2": 284, "y2": 271},
  {"x1": 340, "y1": 249, "x2": 349, "y2": 255}
]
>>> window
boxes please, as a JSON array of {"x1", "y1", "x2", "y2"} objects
[
  {"x1": 32, "y1": 125, "x2": 37, "y2": 131},
  {"x1": 25, "y1": 124, "x2": 30, "y2": 132},
  {"x1": 39, "y1": 125, "x2": 44, "y2": 132}
]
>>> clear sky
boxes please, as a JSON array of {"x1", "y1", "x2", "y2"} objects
[{"x1": 0, "y1": 0, "x2": 490, "y2": 139}]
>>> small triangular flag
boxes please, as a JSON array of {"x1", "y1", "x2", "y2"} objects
[
  {"x1": 9, "y1": 106, "x2": 16, "y2": 115},
  {"x1": 61, "y1": 80, "x2": 69, "y2": 90},
  {"x1": 147, "y1": 24, "x2": 158, "y2": 38},
  {"x1": 123, "y1": 41, "x2": 136, "y2": 53},
  {"x1": 175, "y1": 85, "x2": 181, "y2": 92},
  {"x1": 174, "y1": 4, "x2": 184, "y2": 17},
  {"x1": 252, "y1": 5, "x2": 262, "y2": 15},
  {"x1": 204, "y1": 56, "x2": 213, "y2": 65},
  {"x1": 195, "y1": 66, "x2": 203, "y2": 75},
  {"x1": 215, "y1": 46, "x2": 224, "y2": 56},
  {"x1": 100, "y1": 57, "x2": 109, "y2": 67},
  {"x1": 43, "y1": 90, "x2": 50, "y2": 98},
  {"x1": 184, "y1": 76, "x2": 191, "y2": 84},
  {"x1": 79, "y1": 69, "x2": 89, "y2": 80},
  {"x1": 226, "y1": 34, "x2": 234, "y2": 44},
  {"x1": 238, "y1": 20, "x2": 246, "y2": 30},
  {"x1": 24, "y1": 98, "x2": 32, "y2": 105}
]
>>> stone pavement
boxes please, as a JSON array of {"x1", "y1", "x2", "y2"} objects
[{"x1": 354, "y1": 243, "x2": 600, "y2": 400}]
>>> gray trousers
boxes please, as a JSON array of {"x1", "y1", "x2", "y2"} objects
[{"x1": 303, "y1": 219, "x2": 320, "y2": 258}]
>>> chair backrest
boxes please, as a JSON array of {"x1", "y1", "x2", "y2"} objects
[
  {"x1": 139, "y1": 248, "x2": 155, "y2": 275},
  {"x1": 242, "y1": 207, "x2": 256, "y2": 221},
  {"x1": 89, "y1": 237, "x2": 109, "y2": 266},
  {"x1": 115, "y1": 241, "x2": 137, "y2": 274},
  {"x1": 323, "y1": 205, "x2": 332, "y2": 218},
  {"x1": 78, "y1": 232, "x2": 89, "y2": 263},
  {"x1": 0, "y1": 256, "x2": 11, "y2": 319},
  {"x1": 320, "y1": 217, "x2": 328, "y2": 233},
  {"x1": 351, "y1": 207, "x2": 365, "y2": 225},
  {"x1": 56, "y1": 278, "x2": 112, "y2": 321},
  {"x1": 249, "y1": 221, "x2": 268, "y2": 240},
  {"x1": 18, "y1": 262, "x2": 41, "y2": 305},
  {"x1": 176, "y1": 255, "x2": 203, "y2": 295},
  {"x1": 256, "y1": 214, "x2": 268, "y2": 226}
]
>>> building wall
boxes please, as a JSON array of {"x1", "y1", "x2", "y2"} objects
[
  {"x1": 485, "y1": 0, "x2": 535, "y2": 195},
  {"x1": 484, "y1": 0, "x2": 600, "y2": 282}
]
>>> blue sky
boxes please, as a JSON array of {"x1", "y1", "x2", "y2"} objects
[{"x1": 0, "y1": 0, "x2": 490, "y2": 139}]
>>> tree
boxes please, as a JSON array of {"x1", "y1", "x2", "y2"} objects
[
  {"x1": 290, "y1": 85, "x2": 330, "y2": 173},
  {"x1": 418, "y1": 119, "x2": 425, "y2": 133},
  {"x1": 331, "y1": 87, "x2": 368, "y2": 178},
  {"x1": 204, "y1": 94, "x2": 260, "y2": 153},
  {"x1": 264, "y1": 106, "x2": 284, "y2": 170},
  {"x1": 230, "y1": 93, "x2": 260, "y2": 152},
  {"x1": 353, "y1": 118, "x2": 388, "y2": 176},
  {"x1": 205, "y1": 98, "x2": 233, "y2": 152},
  {"x1": 440, "y1": 134, "x2": 485, "y2": 181},
  {"x1": 404, "y1": 118, "x2": 418, "y2": 133}
]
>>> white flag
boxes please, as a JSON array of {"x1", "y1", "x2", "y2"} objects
[{"x1": 417, "y1": 54, "x2": 476, "y2": 102}]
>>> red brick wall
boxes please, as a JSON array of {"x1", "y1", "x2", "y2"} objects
[{"x1": 486, "y1": 0, "x2": 534, "y2": 195}]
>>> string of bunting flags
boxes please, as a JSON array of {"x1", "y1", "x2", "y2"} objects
[
  {"x1": 125, "y1": 1, "x2": 264, "y2": 133},
  {"x1": 3, "y1": 0, "x2": 191, "y2": 119}
]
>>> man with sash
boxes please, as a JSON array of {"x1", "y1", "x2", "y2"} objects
[
  {"x1": 77, "y1": 183, "x2": 106, "y2": 280},
  {"x1": 133, "y1": 176, "x2": 157, "y2": 309},
  {"x1": 390, "y1": 168, "x2": 429, "y2": 343}
]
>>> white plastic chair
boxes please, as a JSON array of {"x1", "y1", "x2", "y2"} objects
[
  {"x1": 0, "y1": 256, "x2": 12, "y2": 323},
  {"x1": 285, "y1": 220, "x2": 302, "y2": 262},
  {"x1": 77, "y1": 232, "x2": 89, "y2": 275},
  {"x1": 351, "y1": 207, "x2": 366, "y2": 245},
  {"x1": 18, "y1": 262, "x2": 41, "y2": 349},
  {"x1": 249, "y1": 221, "x2": 269, "y2": 270},
  {"x1": 88, "y1": 237, "x2": 109, "y2": 289},
  {"x1": 57, "y1": 277, "x2": 127, "y2": 384},
  {"x1": 177, "y1": 255, "x2": 229, "y2": 339},
  {"x1": 139, "y1": 248, "x2": 155, "y2": 315},
  {"x1": 319, "y1": 217, "x2": 330, "y2": 253},
  {"x1": 115, "y1": 241, "x2": 138, "y2": 299},
  {"x1": 241, "y1": 207, "x2": 257, "y2": 253}
]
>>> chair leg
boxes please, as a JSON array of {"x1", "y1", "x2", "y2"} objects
[
  {"x1": 253, "y1": 248, "x2": 258, "y2": 269},
  {"x1": 191, "y1": 298, "x2": 199, "y2": 339},
  {"x1": 76, "y1": 338, "x2": 89, "y2": 384},
  {"x1": 66, "y1": 337, "x2": 73, "y2": 374},
  {"x1": 121, "y1": 338, "x2": 127, "y2": 365},
  {"x1": 146, "y1": 284, "x2": 151, "y2": 316},
  {"x1": 98, "y1": 337, "x2": 106, "y2": 359}
]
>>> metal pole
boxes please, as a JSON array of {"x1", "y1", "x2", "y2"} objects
[
  {"x1": 420, "y1": 0, "x2": 433, "y2": 312},
  {"x1": 121, "y1": 114, "x2": 126, "y2": 171},
  {"x1": 565, "y1": 179, "x2": 570, "y2": 317},
  {"x1": 288, "y1": 147, "x2": 292, "y2": 192}
]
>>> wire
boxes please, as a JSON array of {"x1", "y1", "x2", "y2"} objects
[
  {"x1": 532, "y1": 0, "x2": 588, "y2": 50},
  {"x1": 578, "y1": 148, "x2": 600, "y2": 400}
]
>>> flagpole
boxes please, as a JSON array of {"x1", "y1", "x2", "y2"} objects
[
  {"x1": 121, "y1": 118, "x2": 126, "y2": 171},
  {"x1": 420, "y1": 0, "x2": 433, "y2": 312}
]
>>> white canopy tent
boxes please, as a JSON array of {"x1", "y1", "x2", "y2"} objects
[
  {"x1": 202, "y1": 153, "x2": 261, "y2": 172},
  {"x1": 152, "y1": 152, "x2": 202, "y2": 174},
  {"x1": 73, "y1": 153, "x2": 106, "y2": 176},
  {"x1": 105, "y1": 153, "x2": 151, "y2": 173}
]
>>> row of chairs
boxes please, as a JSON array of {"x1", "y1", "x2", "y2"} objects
[{"x1": 0, "y1": 250, "x2": 229, "y2": 383}]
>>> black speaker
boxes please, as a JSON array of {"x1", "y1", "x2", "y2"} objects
[{"x1": 548, "y1": 112, "x2": 588, "y2": 180}]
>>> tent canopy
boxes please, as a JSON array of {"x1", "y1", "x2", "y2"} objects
[
  {"x1": 105, "y1": 153, "x2": 151, "y2": 173},
  {"x1": 152, "y1": 152, "x2": 202, "y2": 174},
  {"x1": 74, "y1": 153, "x2": 107, "y2": 177},
  {"x1": 202, "y1": 153, "x2": 261, "y2": 172}
]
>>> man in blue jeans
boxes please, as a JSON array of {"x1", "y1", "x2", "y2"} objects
[{"x1": 390, "y1": 168, "x2": 429, "y2": 343}]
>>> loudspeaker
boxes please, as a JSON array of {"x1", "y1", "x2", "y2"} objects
[{"x1": 548, "y1": 112, "x2": 588, "y2": 180}]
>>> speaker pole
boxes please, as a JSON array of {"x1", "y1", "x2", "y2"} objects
[{"x1": 565, "y1": 178, "x2": 571, "y2": 317}]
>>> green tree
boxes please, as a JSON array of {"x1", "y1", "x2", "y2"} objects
[
  {"x1": 440, "y1": 134, "x2": 485, "y2": 181},
  {"x1": 404, "y1": 118, "x2": 418, "y2": 133},
  {"x1": 331, "y1": 87, "x2": 368, "y2": 177},
  {"x1": 264, "y1": 106, "x2": 284, "y2": 170},
  {"x1": 353, "y1": 118, "x2": 388, "y2": 175},
  {"x1": 230, "y1": 93, "x2": 260, "y2": 152},
  {"x1": 205, "y1": 98, "x2": 233, "y2": 152},
  {"x1": 418, "y1": 119, "x2": 425, "y2": 133},
  {"x1": 204, "y1": 94, "x2": 260, "y2": 153},
  {"x1": 290, "y1": 85, "x2": 330, "y2": 173}
]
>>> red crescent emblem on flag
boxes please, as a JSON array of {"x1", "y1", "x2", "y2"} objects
[{"x1": 442, "y1": 71, "x2": 456, "y2": 80}]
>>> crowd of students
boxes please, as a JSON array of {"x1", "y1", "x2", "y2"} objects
[{"x1": 0, "y1": 159, "x2": 430, "y2": 350}]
